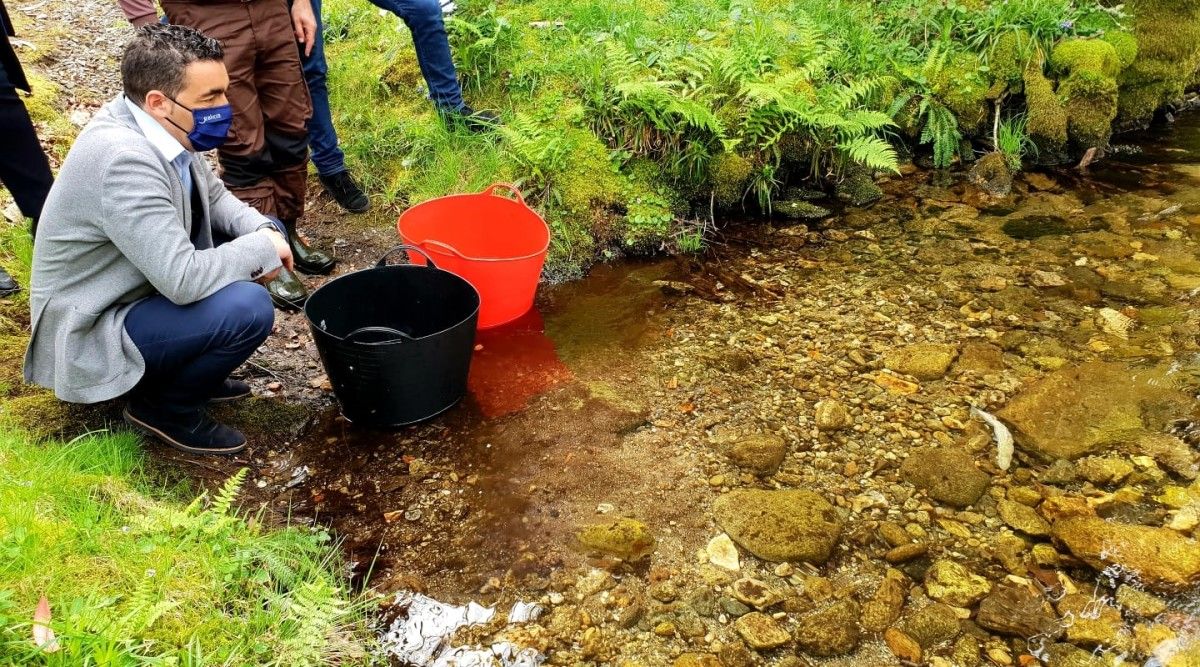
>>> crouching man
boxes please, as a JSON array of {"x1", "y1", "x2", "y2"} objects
[{"x1": 23, "y1": 25, "x2": 294, "y2": 455}]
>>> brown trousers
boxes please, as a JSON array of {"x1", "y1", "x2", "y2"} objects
[{"x1": 161, "y1": 0, "x2": 312, "y2": 222}]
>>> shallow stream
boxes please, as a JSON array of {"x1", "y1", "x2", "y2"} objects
[{"x1": 247, "y1": 119, "x2": 1200, "y2": 665}]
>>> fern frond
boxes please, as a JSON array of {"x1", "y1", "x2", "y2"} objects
[{"x1": 839, "y1": 135, "x2": 900, "y2": 173}]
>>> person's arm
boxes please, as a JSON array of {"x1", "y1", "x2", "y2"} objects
[
  {"x1": 291, "y1": 0, "x2": 316, "y2": 56},
  {"x1": 118, "y1": 0, "x2": 158, "y2": 27},
  {"x1": 101, "y1": 149, "x2": 282, "y2": 305}
]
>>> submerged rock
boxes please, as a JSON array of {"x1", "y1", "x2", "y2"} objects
[
  {"x1": 1052, "y1": 516, "x2": 1200, "y2": 592},
  {"x1": 899, "y1": 602, "x2": 961, "y2": 648},
  {"x1": 968, "y1": 152, "x2": 1014, "y2": 197},
  {"x1": 793, "y1": 600, "x2": 861, "y2": 657},
  {"x1": 975, "y1": 583, "x2": 1062, "y2": 639},
  {"x1": 997, "y1": 498, "x2": 1051, "y2": 536},
  {"x1": 861, "y1": 568, "x2": 909, "y2": 633},
  {"x1": 712, "y1": 489, "x2": 844, "y2": 564},
  {"x1": 813, "y1": 399, "x2": 852, "y2": 431},
  {"x1": 733, "y1": 612, "x2": 790, "y2": 650},
  {"x1": 1055, "y1": 593, "x2": 1132, "y2": 652},
  {"x1": 924, "y1": 560, "x2": 992, "y2": 607},
  {"x1": 725, "y1": 434, "x2": 787, "y2": 476},
  {"x1": 997, "y1": 361, "x2": 1186, "y2": 461},
  {"x1": 577, "y1": 518, "x2": 655, "y2": 561},
  {"x1": 883, "y1": 343, "x2": 959, "y2": 380},
  {"x1": 900, "y1": 446, "x2": 990, "y2": 508}
]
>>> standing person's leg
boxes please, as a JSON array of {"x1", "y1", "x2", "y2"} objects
[
  {"x1": 159, "y1": 2, "x2": 310, "y2": 310},
  {"x1": 0, "y1": 86, "x2": 53, "y2": 234},
  {"x1": 365, "y1": 0, "x2": 462, "y2": 110},
  {"x1": 300, "y1": 0, "x2": 369, "y2": 212},
  {"x1": 123, "y1": 282, "x2": 275, "y2": 454},
  {"x1": 0, "y1": 83, "x2": 53, "y2": 296},
  {"x1": 251, "y1": 0, "x2": 336, "y2": 276},
  {"x1": 161, "y1": 2, "x2": 278, "y2": 216},
  {"x1": 365, "y1": 0, "x2": 496, "y2": 129}
]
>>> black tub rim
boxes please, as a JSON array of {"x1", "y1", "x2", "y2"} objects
[{"x1": 303, "y1": 244, "x2": 481, "y2": 345}]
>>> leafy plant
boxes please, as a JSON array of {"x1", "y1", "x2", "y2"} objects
[{"x1": 996, "y1": 113, "x2": 1036, "y2": 171}]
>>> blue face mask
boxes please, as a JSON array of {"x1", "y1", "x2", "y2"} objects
[{"x1": 166, "y1": 96, "x2": 233, "y2": 152}]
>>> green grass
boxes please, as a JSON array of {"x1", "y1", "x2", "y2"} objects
[{"x1": 0, "y1": 430, "x2": 376, "y2": 665}]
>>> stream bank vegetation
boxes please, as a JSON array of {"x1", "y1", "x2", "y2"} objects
[
  {"x1": 0, "y1": 429, "x2": 377, "y2": 665},
  {"x1": 324, "y1": 0, "x2": 1200, "y2": 273}
]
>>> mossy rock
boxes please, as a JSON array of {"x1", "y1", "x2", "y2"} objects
[
  {"x1": 1, "y1": 392, "x2": 118, "y2": 441},
  {"x1": 968, "y1": 152, "x2": 1014, "y2": 197},
  {"x1": 835, "y1": 167, "x2": 883, "y2": 207},
  {"x1": 1023, "y1": 61, "x2": 1069, "y2": 157},
  {"x1": 577, "y1": 517, "x2": 655, "y2": 561},
  {"x1": 932, "y1": 52, "x2": 990, "y2": 134},
  {"x1": 1117, "y1": 0, "x2": 1200, "y2": 125},
  {"x1": 774, "y1": 200, "x2": 830, "y2": 220},
  {"x1": 1051, "y1": 39, "x2": 1123, "y2": 79},
  {"x1": 1102, "y1": 31, "x2": 1139, "y2": 71},
  {"x1": 989, "y1": 31, "x2": 1036, "y2": 89},
  {"x1": 1061, "y1": 71, "x2": 1120, "y2": 149},
  {"x1": 712, "y1": 489, "x2": 844, "y2": 564},
  {"x1": 709, "y1": 152, "x2": 753, "y2": 209}
]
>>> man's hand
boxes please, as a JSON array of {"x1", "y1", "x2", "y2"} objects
[
  {"x1": 292, "y1": 0, "x2": 317, "y2": 57},
  {"x1": 261, "y1": 229, "x2": 294, "y2": 281}
]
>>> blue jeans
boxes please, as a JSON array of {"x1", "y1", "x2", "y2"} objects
[
  {"x1": 125, "y1": 282, "x2": 274, "y2": 414},
  {"x1": 365, "y1": 0, "x2": 465, "y2": 111},
  {"x1": 301, "y1": 0, "x2": 347, "y2": 177}
]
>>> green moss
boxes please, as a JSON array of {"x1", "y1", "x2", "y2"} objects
[
  {"x1": 1102, "y1": 31, "x2": 1139, "y2": 71},
  {"x1": 209, "y1": 397, "x2": 313, "y2": 441},
  {"x1": 709, "y1": 152, "x2": 752, "y2": 209},
  {"x1": 990, "y1": 31, "x2": 1036, "y2": 88},
  {"x1": 1061, "y1": 71, "x2": 1120, "y2": 148},
  {"x1": 556, "y1": 129, "x2": 623, "y2": 215},
  {"x1": 577, "y1": 517, "x2": 655, "y2": 560},
  {"x1": 835, "y1": 166, "x2": 883, "y2": 207},
  {"x1": 1051, "y1": 39, "x2": 1123, "y2": 79},
  {"x1": 21, "y1": 73, "x2": 76, "y2": 159},
  {"x1": 933, "y1": 52, "x2": 989, "y2": 134},
  {"x1": 1024, "y1": 62, "x2": 1068, "y2": 153},
  {"x1": 1117, "y1": 0, "x2": 1200, "y2": 125},
  {"x1": 1, "y1": 392, "x2": 114, "y2": 441}
]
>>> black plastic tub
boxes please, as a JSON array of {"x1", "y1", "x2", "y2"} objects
[{"x1": 303, "y1": 246, "x2": 480, "y2": 427}]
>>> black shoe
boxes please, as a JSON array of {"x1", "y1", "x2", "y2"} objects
[
  {"x1": 442, "y1": 105, "x2": 500, "y2": 133},
  {"x1": 282, "y1": 219, "x2": 337, "y2": 275},
  {"x1": 124, "y1": 402, "x2": 247, "y2": 455},
  {"x1": 0, "y1": 267, "x2": 19, "y2": 298},
  {"x1": 266, "y1": 266, "x2": 309, "y2": 311},
  {"x1": 210, "y1": 378, "x2": 252, "y2": 403},
  {"x1": 318, "y1": 170, "x2": 370, "y2": 213}
]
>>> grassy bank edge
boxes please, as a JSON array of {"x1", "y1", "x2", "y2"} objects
[{"x1": 0, "y1": 427, "x2": 380, "y2": 665}]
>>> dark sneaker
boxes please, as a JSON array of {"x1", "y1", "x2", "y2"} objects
[
  {"x1": 318, "y1": 170, "x2": 370, "y2": 213},
  {"x1": 0, "y1": 267, "x2": 19, "y2": 297},
  {"x1": 210, "y1": 378, "x2": 252, "y2": 403},
  {"x1": 124, "y1": 402, "x2": 247, "y2": 455},
  {"x1": 283, "y1": 220, "x2": 337, "y2": 275},
  {"x1": 442, "y1": 105, "x2": 501, "y2": 133},
  {"x1": 266, "y1": 266, "x2": 309, "y2": 311}
]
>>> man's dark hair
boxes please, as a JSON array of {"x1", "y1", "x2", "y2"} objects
[{"x1": 121, "y1": 24, "x2": 224, "y2": 106}]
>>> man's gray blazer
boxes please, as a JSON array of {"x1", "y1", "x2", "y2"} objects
[{"x1": 24, "y1": 94, "x2": 281, "y2": 404}]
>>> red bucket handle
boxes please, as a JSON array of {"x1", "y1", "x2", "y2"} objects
[{"x1": 482, "y1": 183, "x2": 526, "y2": 206}]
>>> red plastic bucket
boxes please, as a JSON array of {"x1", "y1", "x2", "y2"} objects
[{"x1": 397, "y1": 183, "x2": 550, "y2": 329}]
